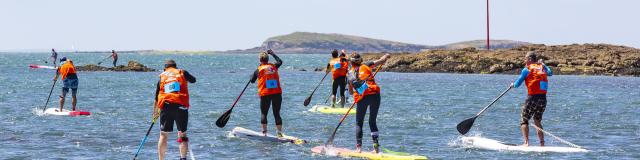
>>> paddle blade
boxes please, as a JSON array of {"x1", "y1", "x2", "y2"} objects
[
  {"x1": 215, "y1": 109, "x2": 233, "y2": 128},
  {"x1": 303, "y1": 96, "x2": 312, "y2": 107},
  {"x1": 456, "y1": 116, "x2": 477, "y2": 135}
]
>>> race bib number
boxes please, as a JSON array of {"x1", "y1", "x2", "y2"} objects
[
  {"x1": 164, "y1": 82, "x2": 181, "y2": 93},
  {"x1": 266, "y1": 79, "x2": 278, "y2": 89},
  {"x1": 333, "y1": 63, "x2": 342, "y2": 69},
  {"x1": 539, "y1": 81, "x2": 548, "y2": 91},
  {"x1": 355, "y1": 82, "x2": 368, "y2": 94}
]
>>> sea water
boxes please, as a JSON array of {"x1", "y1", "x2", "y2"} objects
[{"x1": 0, "y1": 52, "x2": 638, "y2": 159}]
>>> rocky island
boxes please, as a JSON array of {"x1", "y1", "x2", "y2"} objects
[
  {"x1": 224, "y1": 32, "x2": 528, "y2": 53},
  {"x1": 361, "y1": 44, "x2": 640, "y2": 76},
  {"x1": 76, "y1": 61, "x2": 156, "y2": 72}
]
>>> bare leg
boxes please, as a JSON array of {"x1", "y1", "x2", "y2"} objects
[
  {"x1": 520, "y1": 123, "x2": 529, "y2": 147},
  {"x1": 178, "y1": 132, "x2": 188, "y2": 159},
  {"x1": 261, "y1": 124, "x2": 267, "y2": 136},
  {"x1": 158, "y1": 132, "x2": 168, "y2": 160},
  {"x1": 534, "y1": 120, "x2": 545, "y2": 146},
  {"x1": 71, "y1": 94, "x2": 77, "y2": 111},
  {"x1": 276, "y1": 124, "x2": 283, "y2": 136},
  {"x1": 330, "y1": 95, "x2": 336, "y2": 107},
  {"x1": 59, "y1": 95, "x2": 65, "y2": 111}
]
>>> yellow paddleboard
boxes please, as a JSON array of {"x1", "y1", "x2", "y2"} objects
[
  {"x1": 312, "y1": 145, "x2": 428, "y2": 160},
  {"x1": 308, "y1": 104, "x2": 356, "y2": 114}
]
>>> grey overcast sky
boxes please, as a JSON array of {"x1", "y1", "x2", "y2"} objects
[{"x1": 1, "y1": 0, "x2": 638, "y2": 51}]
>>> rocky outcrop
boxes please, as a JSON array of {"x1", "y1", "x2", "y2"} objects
[
  {"x1": 360, "y1": 44, "x2": 640, "y2": 76},
  {"x1": 76, "y1": 61, "x2": 156, "y2": 72}
]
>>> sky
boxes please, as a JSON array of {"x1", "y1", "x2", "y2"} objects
[{"x1": 1, "y1": 0, "x2": 638, "y2": 51}]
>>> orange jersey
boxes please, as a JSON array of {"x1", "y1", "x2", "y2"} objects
[
  {"x1": 525, "y1": 63, "x2": 549, "y2": 95},
  {"x1": 257, "y1": 63, "x2": 282, "y2": 96},
  {"x1": 57, "y1": 61, "x2": 77, "y2": 80},
  {"x1": 157, "y1": 68, "x2": 190, "y2": 109},
  {"x1": 349, "y1": 64, "x2": 380, "y2": 103},
  {"x1": 330, "y1": 58, "x2": 348, "y2": 79}
]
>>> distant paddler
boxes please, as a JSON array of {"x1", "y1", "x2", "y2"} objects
[
  {"x1": 111, "y1": 50, "x2": 118, "y2": 67},
  {"x1": 347, "y1": 52, "x2": 390, "y2": 153},
  {"x1": 511, "y1": 51, "x2": 553, "y2": 147},
  {"x1": 154, "y1": 59, "x2": 196, "y2": 160},
  {"x1": 326, "y1": 49, "x2": 349, "y2": 108},
  {"x1": 49, "y1": 48, "x2": 58, "y2": 66},
  {"x1": 249, "y1": 49, "x2": 285, "y2": 137}
]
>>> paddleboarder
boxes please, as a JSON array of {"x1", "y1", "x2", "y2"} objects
[
  {"x1": 511, "y1": 51, "x2": 552, "y2": 147},
  {"x1": 249, "y1": 49, "x2": 285, "y2": 137},
  {"x1": 347, "y1": 52, "x2": 390, "y2": 153},
  {"x1": 53, "y1": 57, "x2": 78, "y2": 111},
  {"x1": 50, "y1": 48, "x2": 58, "y2": 66},
  {"x1": 154, "y1": 59, "x2": 196, "y2": 160},
  {"x1": 110, "y1": 50, "x2": 118, "y2": 67},
  {"x1": 326, "y1": 49, "x2": 349, "y2": 108}
]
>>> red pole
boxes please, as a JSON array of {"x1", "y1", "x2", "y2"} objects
[{"x1": 486, "y1": 0, "x2": 490, "y2": 50}]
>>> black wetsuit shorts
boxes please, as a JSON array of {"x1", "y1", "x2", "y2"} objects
[{"x1": 160, "y1": 102, "x2": 189, "y2": 132}]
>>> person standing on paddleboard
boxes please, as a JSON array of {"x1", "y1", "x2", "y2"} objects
[
  {"x1": 326, "y1": 49, "x2": 349, "y2": 108},
  {"x1": 50, "y1": 48, "x2": 58, "y2": 66},
  {"x1": 511, "y1": 51, "x2": 552, "y2": 147},
  {"x1": 347, "y1": 52, "x2": 390, "y2": 153},
  {"x1": 53, "y1": 57, "x2": 78, "y2": 111},
  {"x1": 249, "y1": 49, "x2": 285, "y2": 137},
  {"x1": 110, "y1": 50, "x2": 118, "y2": 67},
  {"x1": 154, "y1": 59, "x2": 196, "y2": 160}
]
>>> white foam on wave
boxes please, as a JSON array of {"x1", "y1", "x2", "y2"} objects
[
  {"x1": 448, "y1": 132, "x2": 483, "y2": 148},
  {"x1": 321, "y1": 146, "x2": 339, "y2": 156},
  {"x1": 32, "y1": 107, "x2": 46, "y2": 116}
]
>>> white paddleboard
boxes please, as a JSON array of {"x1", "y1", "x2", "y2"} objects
[
  {"x1": 229, "y1": 127, "x2": 306, "y2": 144},
  {"x1": 43, "y1": 108, "x2": 91, "y2": 116},
  {"x1": 461, "y1": 136, "x2": 588, "y2": 153},
  {"x1": 29, "y1": 64, "x2": 57, "y2": 70}
]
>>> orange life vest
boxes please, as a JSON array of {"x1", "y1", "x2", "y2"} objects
[
  {"x1": 257, "y1": 63, "x2": 282, "y2": 96},
  {"x1": 349, "y1": 64, "x2": 380, "y2": 103},
  {"x1": 330, "y1": 58, "x2": 348, "y2": 79},
  {"x1": 157, "y1": 68, "x2": 190, "y2": 109},
  {"x1": 525, "y1": 63, "x2": 549, "y2": 95},
  {"x1": 58, "y1": 61, "x2": 77, "y2": 80}
]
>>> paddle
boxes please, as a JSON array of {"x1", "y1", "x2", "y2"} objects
[
  {"x1": 132, "y1": 110, "x2": 160, "y2": 160},
  {"x1": 41, "y1": 74, "x2": 59, "y2": 112},
  {"x1": 323, "y1": 93, "x2": 332, "y2": 104},
  {"x1": 97, "y1": 55, "x2": 112, "y2": 65},
  {"x1": 456, "y1": 85, "x2": 513, "y2": 135},
  {"x1": 303, "y1": 72, "x2": 330, "y2": 107},
  {"x1": 325, "y1": 65, "x2": 383, "y2": 146},
  {"x1": 215, "y1": 80, "x2": 251, "y2": 128}
]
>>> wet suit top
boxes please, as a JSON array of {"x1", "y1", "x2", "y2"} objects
[
  {"x1": 249, "y1": 53, "x2": 283, "y2": 84},
  {"x1": 155, "y1": 70, "x2": 196, "y2": 102}
]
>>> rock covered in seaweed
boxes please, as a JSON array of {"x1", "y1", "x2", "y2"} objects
[
  {"x1": 359, "y1": 44, "x2": 640, "y2": 76},
  {"x1": 76, "y1": 61, "x2": 156, "y2": 72}
]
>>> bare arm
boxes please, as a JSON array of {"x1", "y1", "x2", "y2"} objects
[{"x1": 371, "y1": 54, "x2": 391, "y2": 67}]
